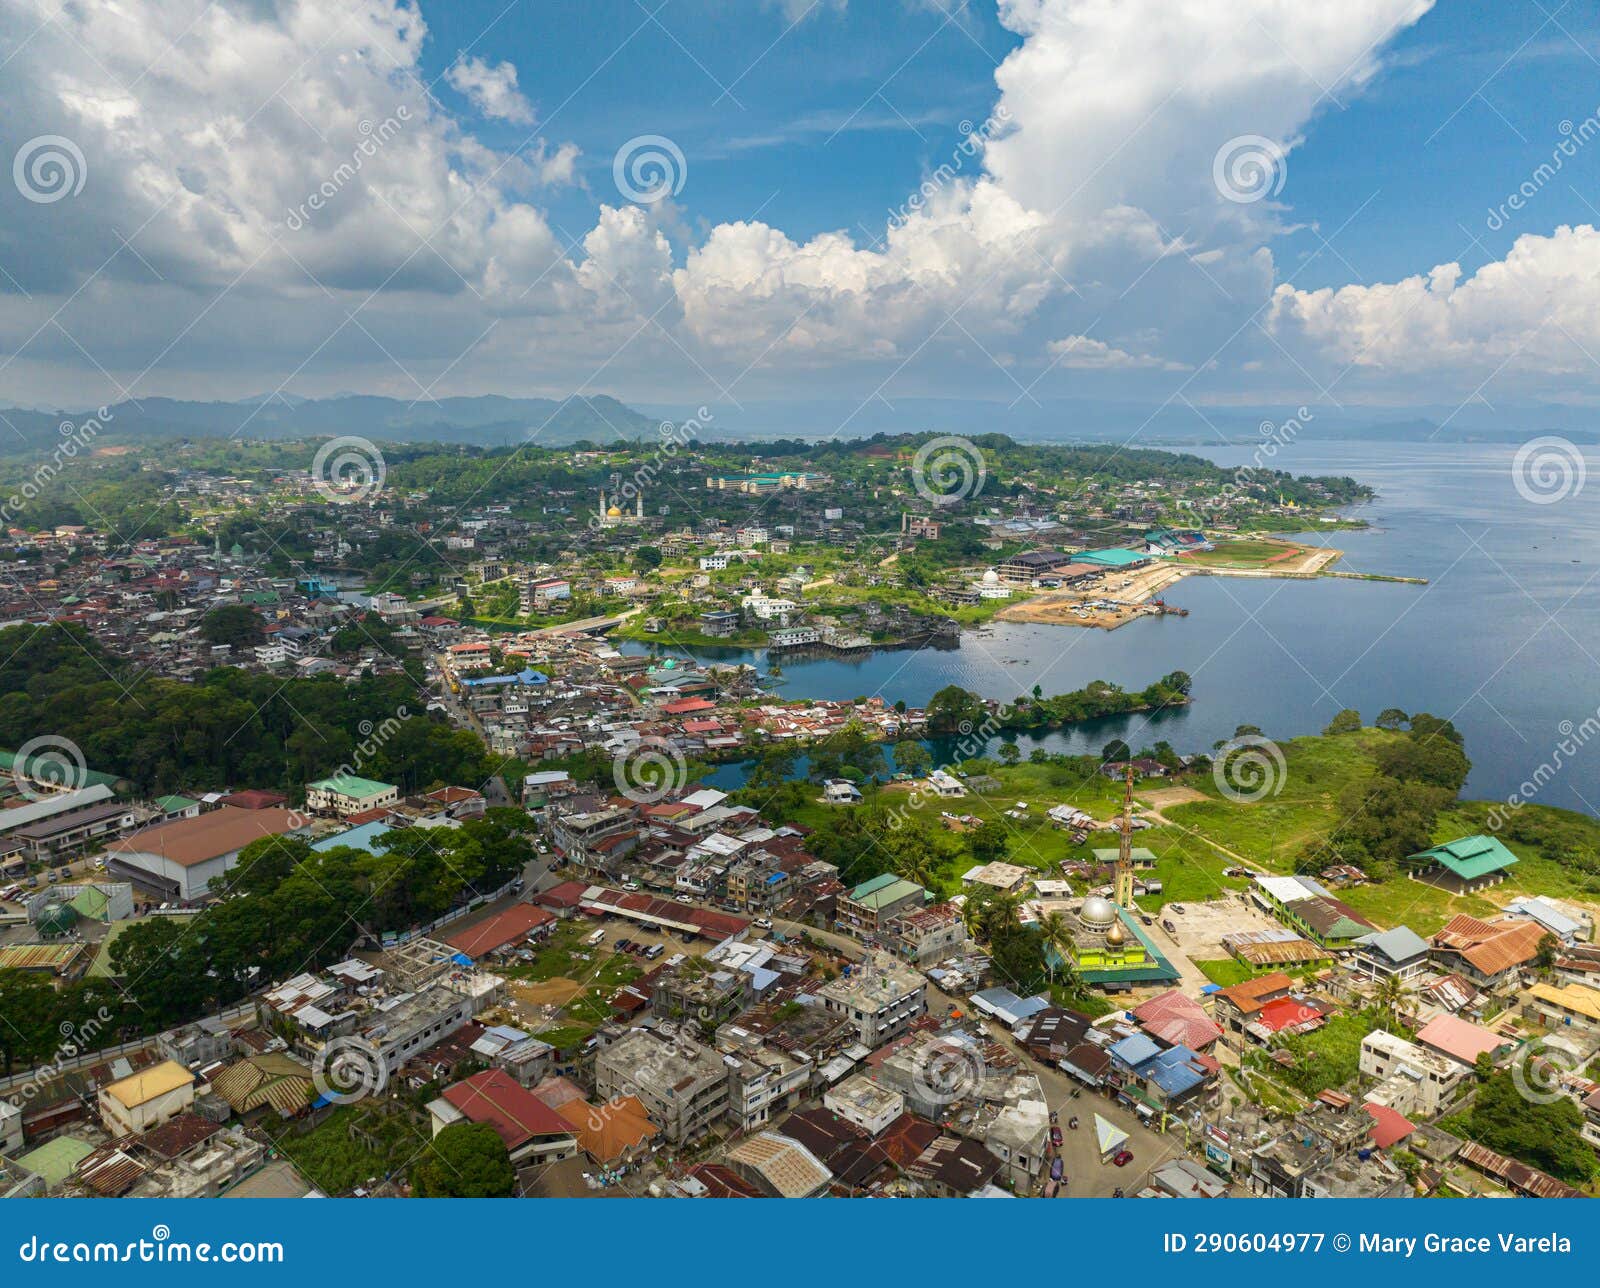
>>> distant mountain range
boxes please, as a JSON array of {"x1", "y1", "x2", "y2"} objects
[
  {"x1": 7, "y1": 390, "x2": 1600, "y2": 455},
  {"x1": 0, "y1": 393, "x2": 660, "y2": 452}
]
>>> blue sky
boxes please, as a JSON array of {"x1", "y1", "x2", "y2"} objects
[{"x1": 6, "y1": 0, "x2": 1600, "y2": 421}]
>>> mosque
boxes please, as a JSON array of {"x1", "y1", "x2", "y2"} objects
[
  {"x1": 596, "y1": 487, "x2": 645, "y2": 527},
  {"x1": 1054, "y1": 765, "x2": 1180, "y2": 988}
]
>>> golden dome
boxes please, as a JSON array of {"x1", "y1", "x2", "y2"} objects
[
  {"x1": 607, "y1": 505, "x2": 623, "y2": 517},
  {"x1": 1106, "y1": 919, "x2": 1127, "y2": 947}
]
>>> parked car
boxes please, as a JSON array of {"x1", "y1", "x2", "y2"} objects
[
  {"x1": 1050, "y1": 1126, "x2": 1063, "y2": 1148},
  {"x1": 675, "y1": 894, "x2": 692, "y2": 904},
  {"x1": 615, "y1": 939, "x2": 634, "y2": 953},
  {"x1": 1160, "y1": 919, "x2": 1176, "y2": 934},
  {"x1": 1113, "y1": 1149, "x2": 1133, "y2": 1167},
  {"x1": 644, "y1": 944, "x2": 664, "y2": 960},
  {"x1": 1170, "y1": 903, "x2": 1186, "y2": 914},
  {"x1": 753, "y1": 917, "x2": 772, "y2": 930}
]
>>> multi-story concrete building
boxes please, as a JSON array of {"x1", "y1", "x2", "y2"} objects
[
  {"x1": 816, "y1": 954, "x2": 927, "y2": 1048},
  {"x1": 593, "y1": 1025, "x2": 730, "y2": 1144}
]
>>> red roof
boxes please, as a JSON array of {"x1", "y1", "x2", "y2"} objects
[
  {"x1": 1363, "y1": 1102, "x2": 1416, "y2": 1150},
  {"x1": 1255, "y1": 996, "x2": 1327, "y2": 1033},
  {"x1": 343, "y1": 806, "x2": 391, "y2": 826},
  {"x1": 219, "y1": 789, "x2": 288, "y2": 810},
  {"x1": 1133, "y1": 990, "x2": 1223, "y2": 1050},
  {"x1": 1414, "y1": 1014, "x2": 1508, "y2": 1066},
  {"x1": 443, "y1": 1069, "x2": 572, "y2": 1150},
  {"x1": 662, "y1": 698, "x2": 715, "y2": 715},
  {"x1": 536, "y1": 881, "x2": 590, "y2": 910},
  {"x1": 444, "y1": 904, "x2": 556, "y2": 959}
]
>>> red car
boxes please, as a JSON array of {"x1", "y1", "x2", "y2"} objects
[
  {"x1": 1112, "y1": 1149, "x2": 1133, "y2": 1167},
  {"x1": 1050, "y1": 1126, "x2": 1063, "y2": 1148}
]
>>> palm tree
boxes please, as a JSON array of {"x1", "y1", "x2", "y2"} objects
[
  {"x1": 1039, "y1": 911, "x2": 1078, "y2": 986},
  {"x1": 1372, "y1": 973, "x2": 1414, "y2": 1033},
  {"x1": 889, "y1": 848, "x2": 935, "y2": 889}
]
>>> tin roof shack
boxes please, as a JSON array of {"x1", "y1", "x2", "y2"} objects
[
  {"x1": 907, "y1": 1133, "x2": 1004, "y2": 1197},
  {"x1": 724, "y1": 1131, "x2": 832, "y2": 1198},
  {"x1": 593, "y1": 1023, "x2": 731, "y2": 1144}
]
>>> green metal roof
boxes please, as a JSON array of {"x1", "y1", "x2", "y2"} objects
[
  {"x1": 16, "y1": 1137, "x2": 94, "y2": 1187},
  {"x1": 847, "y1": 873, "x2": 925, "y2": 909},
  {"x1": 155, "y1": 794, "x2": 199, "y2": 812},
  {"x1": 1407, "y1": 834, "x2": 1519, "y2": 880},
  {"x1": 1070, "y1": 548, "x2": 1148, "y2": 567},
  {"x1": 308, "y1": 773, "x2": 395, "y2": 798}
]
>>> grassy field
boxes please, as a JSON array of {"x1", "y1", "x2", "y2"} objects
[
  {"x1": 1181, "y1": 539, "x2": 1304, "y2": 568},
  {"x1": 497, "y1": 922, "x2": 645, "y2": 1042},
  {"x1": 762, "y1": 726, "x2": 1600, "y2": 934}
]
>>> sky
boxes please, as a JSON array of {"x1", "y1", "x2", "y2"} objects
[{"x1": 6, "y1": 0, "x2": 1600, "y2": 425}]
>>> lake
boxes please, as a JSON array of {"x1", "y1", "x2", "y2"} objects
[{"x1": 625, "y1": 442, "x2": 1600, "y2": 815}]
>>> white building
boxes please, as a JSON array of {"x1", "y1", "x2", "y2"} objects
[
  {"x1": 824, "y1": 1074, "x2": 905, "y2": 1136},
  {"x1": 817, "y1": 954, "x2": 927, "y2": 1047},
  {"x1": 1359, "y1": 1030, "x2": 1468, "y2": 1117},
  {"x1": 98, "y1": 1061, "x2": 196, "y2": 1137}
]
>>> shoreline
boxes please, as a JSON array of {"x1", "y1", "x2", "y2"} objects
[{"x1": 992, "y1": 536, "x2": 1420, "y2": 631}]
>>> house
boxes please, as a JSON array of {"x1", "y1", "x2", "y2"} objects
[
  {"x1": 724, "y1": 1132, "x2": 832, "y2": 1198},
  {"x1": 886, "y1": 902, "x2": 967, "y2": 965},
  {"x1": 960, "y1": 861, "x2": 1031, "y2": 893},
  {"x1": 1251, "y1": 874, "x2": 1376, "y2": 949},
  {"x1": 1211, "y1": 973, "x2": 1296, "y2": 1048},
  {"x1": 824, "y1": 1076, "x2": 906, "y2": 1136},
  {"x1": 1522, "y1": 981, "x2": 1600, "y2": 1036},
  {"x1": 837, "y1": 873, "x2": 926, "y2": 937},
  {"x1": 1405, "y1": 834, "x2": 1519, "y2": 894},
  {"x1": 1430, "y1": 914, "x2": 1547, "y2": 991},
  {"x1": 443, "y1": 903, "x2": 556, "y2": 960},
  {"x1": 1359, "y1": 1031, "x2": 1468, "y2": 1116},
  {"x1": 822, "y1": 779, "x2": 862, "y2": 805},
  {"x1": 1352, "y1": 926, "x2": 1432, "y2": 982},
  {"x1": 1133, "y1": 990, "x2": 1224, "y2": 1051},
  {"x1": 593, "y1": 1025, "x2": 731, "y2": 1144},
  {"x1": 1413, "y1": 1014, "x2": 1513, "y2": 1069},
  {"x1": 102, "y1": 806, "x2": 308, "y2": 901},
  {"x1": 305, "y1": 774, "x2": 399, "y2": 817},
  {"x1": 429, "y1": 1069, "x2": 578, "y2": 1167},
  {"x1": 907, "y1": 1133, "x2": 1003, "y2": 1196},
  {"x1": 816, "y1": 954, "x2": 928, "y2": 1046},
  {"x1": 98, "y1": 1061, "x2": 196, "y2": 1137}
]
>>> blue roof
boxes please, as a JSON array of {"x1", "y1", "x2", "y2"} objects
[
  {"x1": 310, "y1": 820, "x2": 394, "y2": 855},
  {"x1": 1109, "y1": 1033, "x2": 1163, "y2": 1067},
  {"x1": 1138, "y1": 1045, "x2": 1207, "y2": 1097},
  {"x1": 462, "y1": 668, "x2": 548, "y2": 688}
]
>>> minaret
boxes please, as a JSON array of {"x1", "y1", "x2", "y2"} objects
[
  {"x1": 636, "y1": 491, "x2": 643, "y2": 519},
  {"x1": 1115, "y1": 761, "x2": 1135, "y2": 909}
]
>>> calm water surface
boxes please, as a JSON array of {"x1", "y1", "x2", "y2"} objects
[{"x1": 627, "y1": 443, "x2": 1600, "y2": 814}]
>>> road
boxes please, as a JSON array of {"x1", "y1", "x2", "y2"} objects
[{"x1": 772, "y1": 915, "x2": 1206, "y2": 1196}]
